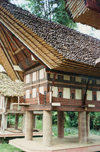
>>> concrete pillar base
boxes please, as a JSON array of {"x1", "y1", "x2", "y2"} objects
[
  {"x1": 78, "y1": 111, "x2": 87, "y2": 143},
  {"x1": 25, "y1": 111, "x2": 33, "y2": 140},
  {"x1": 43, "y1": 111, "x2": 52, "y2": 146},
  {"x1": 58, "y1": 111, "x2": 64, "y2": 138}
]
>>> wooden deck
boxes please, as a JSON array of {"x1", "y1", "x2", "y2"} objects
[
  {"x1": 0, "y1": 129, "x2": 42, "y2": 139},
  {"x1": 9, "y1": 135, "x2": 100, "y2": 152}
]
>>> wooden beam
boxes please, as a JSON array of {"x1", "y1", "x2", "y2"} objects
[
  {"x1": 0, "y1": 25, "x2": 23, "y2": 80},
  {"x1": 13, "y1": 46, "x2": 25, "y2": 55},
  {"x1": 0, "y1": 45, "x2": 17, "y2": 80}
]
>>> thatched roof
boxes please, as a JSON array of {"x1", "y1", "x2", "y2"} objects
[
  {"x1": 0, "y1": 0, "x2": 100, "y2": 66},
  {"x1": 0, "y1": 0, "x2": 100, "y2": 77},
  {"x1": 0, "y1": 72, "x2": 24, "y2": 97},
  {"x1": 65, "y1": 0, "x2": 100, "y2": 29}
]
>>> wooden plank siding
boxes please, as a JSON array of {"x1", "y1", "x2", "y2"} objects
[{"x1": 22, "y1": 66, "x2": 100, "y2": 112}]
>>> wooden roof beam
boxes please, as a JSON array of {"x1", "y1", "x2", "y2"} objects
[
  {"x1": 0, "y1": 45, "x2": 18, "y2": 80},
  {"x1": 13, "y1": 46, "x2": 25, "y2": 55},
  {"x1": 1, "y1": 25, "x2": 25, "y2": 55}
]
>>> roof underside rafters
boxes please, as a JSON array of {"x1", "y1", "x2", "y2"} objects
[{"x1": 0, "y1": 45, "x2": 18, "y2": 81}]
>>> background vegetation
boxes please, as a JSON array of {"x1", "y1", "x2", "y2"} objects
[{"x1": 10, "y1": 0, "x2": 76, "y2": 28}]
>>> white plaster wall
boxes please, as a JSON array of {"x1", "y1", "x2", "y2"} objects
[
  {"x1": 75, "y1": 77, "x2": 81, "y2": 82},
  {"x1": 97, "y1": 91, "x2": 100, "y2": 101},
  {"x1": 39, "y1": 86, "x2": 44, "y2": 94},
  {"x1": 63, "y1": 88, "x2": 70, "y2": 99},
  {"x1": 39, "y1": 69, "x2": 45, "y2": 80},
  {"x1": 32, "y1": 88, "x2": 36, "y2": 98},
  {"x1": 89, "y1": 80, "x2": 92, "y2": 84},
  {"x1": 87, "y1": 90, "x2": 92, "y2": 100},
  {"x1": 52, "y1": 87, "x2": 58, "y2": 97},
  {"x1": 75, "y1": 89, "x2": 82, "y2": 100},
  {"x1": 26, "y1": 90, "x2": 30, "y2": 99},
  {"x1": 32, "y1": 72, "x2": 36, "y2": 82},
  {"x1": 26, "y1": 74, "x2": 30, "y2": 83},
  {"x1": 50, "y1": 73, "x2": 54, "y2": 78},
  {"x1": 64, "y1": 75, "x2": 70, "y2": 81},
  {"x1": 96, "y1": 80, "x2": 100, "y2": 85}
]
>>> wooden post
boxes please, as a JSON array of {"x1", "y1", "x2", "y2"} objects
[
  {"x1": 43, "y1": 111, "x2": 52, "y2": 146},
  {"x1": 1, "y1": 113, "x2": 7, "y2": 132},
  {"x1": 78, "y1": 111, "x2": 87, "y2": 143},
  {"x1": 58, "y1": 111, "x2": 64, "y2": 138},
  {"x1": 33, "y1": 114, "x2": 35, "y2": 129},
  {"x1": 86, "y1": 112, "x2": 90, "y2": 137},
  {"x1": 1, "y1": 97, "x2": 7, "y2": 133},
  {"x1": 15, "y1": 114, "x2": 19, "y2": 130},
  {"x1": 22, "y1": 114, "x2": 25, "y2": 133},
  {"x1": 25, "y1": 111, "x2": 33, "y2": 140}
]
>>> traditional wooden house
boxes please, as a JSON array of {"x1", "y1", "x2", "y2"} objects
[
  {"x1": 65, "y1": 0, "x2": 100, "y2": 29},
  {"x1": 0, "y1": 72, "x2": 24, "y2": 133},
  {"x1": 0, "y1": 0, "x2": 100, "y2": 151}
]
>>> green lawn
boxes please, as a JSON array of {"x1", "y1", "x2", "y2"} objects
[{"x1": 0, "y1": 144, "x2": 22, "y2": 152}]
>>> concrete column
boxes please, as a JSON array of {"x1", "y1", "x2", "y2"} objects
[
  {"x1": 58, "y1": 111, "x2": 64, "y2": 138},
  {"x1": 43, "y1": 111, "x2": 52, "y2": 146},
  {"x1": 1, "y1": 113, "x2": 7, "y2": 133},
  {"x1": 25, "y1": 111, "x2": 33, "y2": 140},
  {"x1": 15, "y1": 114, "x2": 19, "y2": 130},
  {"x1": 86, "y1": 112, "x2": 90, "y2": 137},
  {"x1": 78, "y1": 111, "x2": 87, "y2": 143}
]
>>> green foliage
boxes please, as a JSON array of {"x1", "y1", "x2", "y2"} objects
[
  {"x1": 67, "y1": 112, "x2": 78, "y2": 127},
  {"x1": 14, "y1": 0, "x2": 76, "y2": 28},
  {"x1": 64, "y1": 112, "x2": 71, "y2": 128},
  {"x1": 36, "y1": 117, "x2": 43, "y2": 131},
  {"x1": 90, "y1": 112, "x2": 100, "y2": 130},
  {"x1": 0, "y1": 144, "x2": 22, "y2": 152},
  {"x1": 52, "y1": 111, "x2": 57, "y2": 124},
  {"x1": 51, "y1": 0, "x2": 76, "y2": 28}
]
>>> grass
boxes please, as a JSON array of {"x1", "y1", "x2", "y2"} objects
[{"x1": 0, "y1": 143, "x2": 22, "y2": 152}]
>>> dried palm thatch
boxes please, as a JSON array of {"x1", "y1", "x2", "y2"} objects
[
  {"x1": 65, "y1": 0, "x2": 100, "y2": 29},
  {"x1": 0, "y1": 72, "x2": 24, "y2": 97}
]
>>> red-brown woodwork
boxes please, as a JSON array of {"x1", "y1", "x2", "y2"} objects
[{"x1": 86, "y1": 0, "x2": 100, "y2": 12}]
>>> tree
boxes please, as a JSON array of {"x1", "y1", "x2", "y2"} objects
[{"x1": 10, "y1": 0, "x2": 76, "y2": 28}]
